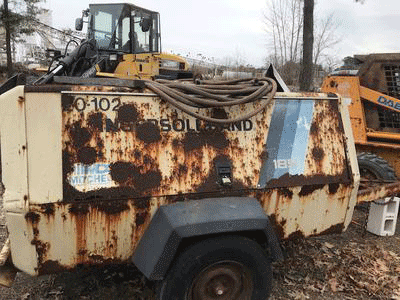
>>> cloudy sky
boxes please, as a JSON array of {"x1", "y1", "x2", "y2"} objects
[{"x1": 46, "y1": 0, "x2": 400, "y2": 67}]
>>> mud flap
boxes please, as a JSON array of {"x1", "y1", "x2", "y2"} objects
[{"x1": 132, "y1": 197, "x2": 283, "y2": 280}]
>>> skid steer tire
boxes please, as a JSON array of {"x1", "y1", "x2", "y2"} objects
[
  {"x1": 154, "y1": 235, "x2": 272, "y2": 300},
  {"x1": 357, "y1": 152, "x2": 397, "y2": 182}
]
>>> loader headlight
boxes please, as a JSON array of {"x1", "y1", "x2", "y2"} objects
[{"x1": 160, "y1": 60, "x2": 180, "y2": 69}]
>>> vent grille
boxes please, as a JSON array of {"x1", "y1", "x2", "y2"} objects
[
  {"x1": 384, "y1": 65, "x2": 400, "y2": 98},
  {"x1": 378, "y1": 105, "x2": 400, "y2": 129}
]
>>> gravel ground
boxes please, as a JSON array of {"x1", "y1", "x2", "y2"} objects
[{"x1": 0, "y1": 200, "x2": 399, "y2": 300}]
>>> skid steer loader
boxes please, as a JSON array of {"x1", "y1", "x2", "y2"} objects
[{"x1": 321, "y1": 53, "x2": 400, "y2": 186}]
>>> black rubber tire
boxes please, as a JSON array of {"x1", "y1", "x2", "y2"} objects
[
  {"x1": 154, "y1": 235, "x2": 272, "y2": 300},
  {"x1": 357, "y1": 152, "x2": 397, "y2": 181}
]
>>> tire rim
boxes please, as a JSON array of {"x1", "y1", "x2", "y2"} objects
[{"x1": 188, "y1": 260, "x2": 253, "y2": 300}]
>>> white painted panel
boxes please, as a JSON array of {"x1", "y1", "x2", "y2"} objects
[
  {"x1": 25, "y1": 92, "x2": 63, "y2": 204},
  {"x1": 0, "y1": 86, "x2": 28, "y2": 212}
]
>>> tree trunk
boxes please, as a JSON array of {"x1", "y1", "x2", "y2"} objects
[
  {"x1": 299, "y1": 0, "x2": 314, "y2": 91},
  {"x1": 4, "y1": 0, "x2": 13, "y2": 78}
]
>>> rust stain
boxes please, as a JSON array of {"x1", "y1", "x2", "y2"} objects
[
  {"x1": 135, "y1": 211, "x2": 148, "y2": 227},
  {"x1": 328, "y1": 182, "x2": 340, "y2": 195},
  {"x1": 135, "y1": 170, "x2": 162, "y2": 192},
  {"x1": 31, "y1": 239, "x2": 49, "y2": 266},
  {"x1": 42, "y1": 203, "x2": 55, "y2": 217},
  {"x1": 25, "y1": 211, "x2": 51, "y2": 271},
  {"x1": 72, "y1": 207, "x2": 87, "y2": 264},
  {"x1": 181, "y1": 130, "x2": 229, "y2": 152},
  {"x1": 68, "y1": 121, "x2": 92, "y2": 148},
  {"x1": 277, "y1": 188, "x2": 293, "y2": 199},
  {"x1": 87, "y1": 112, "x2": 104, "y2": 131},
  {"x1": 136, "y1": 121, "x2": 161, "y2": 143},
  {"x1": 304, "y1": 99, "x2": 349, "y2": 179},
  {"x1": 134, "y1": 197, "x2": 151, "y2": 209},
  {"x1": 108, "y1": 161, "x2": 162, "y2": 193},
  {"x1": 310, "y1": 121, "x2": 319, "y2": 135},
  {"x1": 299, "y1": 184, "x2": 325, "y2": 197},
  {"x1": 61, "y1": 94, "x2": 75, "y2": 111},
  {"x1": 30, "y1": 177, "x2": 352, "y2": 272},
  {"x1": 95, "y1": 200, "x2": 130, "y2": 215},
  {"x1": 68, "y1": 200, "x2": 130, "y2": 216},
  {"x1": 117, "y1": 103, "x2": 140, "y2": 123},
  {"x1": 266, "y1": 172, "x2": 350, "y2": 189},
  {"x1": 357, "y1": 181, "x2": 400, "y2": 203},
  {"x1": 109, "y1": 161, "x2": 138, "y2": 184},
  {"x1": 329, "y1": 80, "x2": 338, "y2": 88},
  {"x1": 25, "y1": 211, "x2": 40, "y2": 224},
  {"x1": 312, "y1": 147, "x2": 325, "y2": 161},
  {"x1": 77, "y1": 146, "x2": 97, "y2": 165},
  {"x1": 69, "y1": 203, "x2": 90, "y2": 215}
]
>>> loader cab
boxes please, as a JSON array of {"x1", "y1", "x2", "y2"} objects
[{"x1": 81, "y1": 3, "x2": 160, "y2": 54}]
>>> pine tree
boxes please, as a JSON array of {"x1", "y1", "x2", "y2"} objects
[{"x1": 1, "y1": 0, "x2": 47, "y2": 76}]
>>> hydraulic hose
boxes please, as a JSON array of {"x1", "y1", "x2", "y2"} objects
[{"x1": 144, "y1": 77, "x2": 277, "y2": 124}]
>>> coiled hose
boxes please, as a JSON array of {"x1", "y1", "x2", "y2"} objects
[{"x1": 144, "y1": 77, "x2": 277, "y2": 124}]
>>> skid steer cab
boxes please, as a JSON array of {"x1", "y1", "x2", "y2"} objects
[{"x1": 34, "y1": 3, "x2": 192, "y2": 85}]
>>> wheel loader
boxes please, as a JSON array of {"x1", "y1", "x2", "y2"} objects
[
  {"x1": 33, "y1": 2, "x2": 192, "y2": 85},
  {"x1": 0, "y1": 5, "x2": 399, "y2": 300},
  {"x1": 321, "y1": 53, "x2": 400, "y2": 186}
]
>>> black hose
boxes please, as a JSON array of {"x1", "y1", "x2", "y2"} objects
[
  {"x1": 64, "y1": 40, "x2": 79, "y2": 57},
  {"x1": 144, "y1": 77, "x2": 277, "y2": 124},
  {"x1": 47, "y1": 54, "x2": 65, "y2": 73}
]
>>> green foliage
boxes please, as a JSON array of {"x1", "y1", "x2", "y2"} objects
[{"x1": 1, "y1": 0, "x2": 47, "y2": 41}]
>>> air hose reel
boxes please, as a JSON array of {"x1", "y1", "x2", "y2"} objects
[{"x1": 144, "y1": 77, "x2": 277, "y2": 124}]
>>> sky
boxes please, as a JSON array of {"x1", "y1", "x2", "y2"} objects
[{"x1": 45, "y1": 0, "x2": 400, "y2": 68}]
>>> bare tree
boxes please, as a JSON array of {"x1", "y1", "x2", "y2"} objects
[
  {"x1": 313, "y1": 13, "x2": 341, "y2": 66},
  {"x1": 265, "y1": 0, "x2": 356, "y2": 89},
  {"x1": 264, "y1": 0, "x2": 303, "y2": 67},
  {"x1": 323, "y1": 55, "x2": 341, "y2": 73},
  {"x1": 3, "y1": 0, "x2": 12, "y2": 77},
  {"x1": 264, "y1": 0, "x2": 303, "y2": 85},
  {"x1": 232, "y1": 48, "x2": 247, "y2": 71},
  {"x1": 299, "y1": 0, "x2": 363, "y2": 90}
]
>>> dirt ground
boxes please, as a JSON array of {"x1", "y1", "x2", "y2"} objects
[{"x1": 0, "y1": 203, "x2": 399, "y2": 300}]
